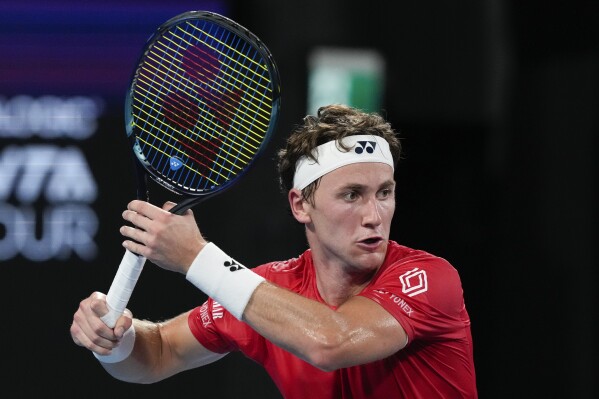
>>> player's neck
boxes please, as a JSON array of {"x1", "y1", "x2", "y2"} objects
[{"x1": 311, "y1": 254, "x2": 376, "y2": 307}]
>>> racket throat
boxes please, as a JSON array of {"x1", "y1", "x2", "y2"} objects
[
  {"x1": 169, "y1": 197, "x2": 205, "y2": 215},
  {"x1": 134, "y1": 161, "x2": 149, "y2": 202}
]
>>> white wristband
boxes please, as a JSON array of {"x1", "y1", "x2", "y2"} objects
[
  {"x1": 186, "y1": 242, "x2": 265, "y2": 320},
  {"x1": 93, "y1": 325, "x2": 136, "y2": 363}
]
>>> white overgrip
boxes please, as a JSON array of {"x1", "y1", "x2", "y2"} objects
[{"x1": 100, "y1": 249, "x2": 146, "y2": 328}]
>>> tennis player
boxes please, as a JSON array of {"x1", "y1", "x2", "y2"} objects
[{"x1": 71, "y1": 104, "x2": 478, "y2": 398}]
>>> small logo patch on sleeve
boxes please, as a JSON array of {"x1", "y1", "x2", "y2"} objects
[{"x1": 399, "y1": 268, "x2": 428, "y2": 297}]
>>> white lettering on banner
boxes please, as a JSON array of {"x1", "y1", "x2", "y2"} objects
[
  {"x1": 0, "y1": 95, "x2": 103, "y2": 139},
  {"x1": 0, "y1": 203, "x2": 98, "y2": 261},
  {"x1": 0, "y1": 94, "x2": 102, "y2": 262},
  {"x1": 0, "y1": 145, "x2": 97, "y2": 202},
  {"x1": 0, "y1": 145, "x2": 98, "y2": 261}
]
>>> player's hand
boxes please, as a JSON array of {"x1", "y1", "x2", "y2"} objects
[
  {"x1": 70, "y1": 292, "x2": 133, "y2": 356},
  {"x1": 120, "y1": 200, "x2": 208, "y2": 274}
]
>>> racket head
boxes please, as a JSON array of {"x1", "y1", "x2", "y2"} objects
[{"x1": 124, "y1": 11, "x2": 281, "y2": 201}]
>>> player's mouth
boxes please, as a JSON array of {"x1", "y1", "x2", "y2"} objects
[{"x1": 358, "y1": 236, "x2": 384, "y2": 248}]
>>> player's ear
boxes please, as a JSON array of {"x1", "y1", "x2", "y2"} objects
[{"x1": 288, "y1": 188, "x2": 311, "y2": 223}]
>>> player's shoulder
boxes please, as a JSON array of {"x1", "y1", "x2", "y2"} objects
[
  {"x1": 381, "y1": 241, "x2": 464, "y2": 306},
  {"x1": 251, "y1": 249, "x2": 312, "y2": 281},
  {"x1": 385, "y1": 241, "x2": 457, "y2": 275}
]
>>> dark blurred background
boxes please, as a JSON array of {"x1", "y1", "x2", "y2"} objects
[{"x1": 1, "y1": 1, "x2": 596, "y2": 398}]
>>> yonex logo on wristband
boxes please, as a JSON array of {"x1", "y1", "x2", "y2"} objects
[
  {"x1": 187, "y1": 242, "x2": 265, "y2": 320},
  {"x1": 355, "y1": 141, "x2": 376, "y2": 154},
  {"x1": 224, "y1": 259, "x2": 245, "y2": 272}
]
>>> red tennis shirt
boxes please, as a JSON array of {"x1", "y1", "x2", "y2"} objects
[{"x1": 188, "y1": 240, "x2": 477, "y2": 398}]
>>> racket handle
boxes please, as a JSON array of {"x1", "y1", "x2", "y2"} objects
[{"x1": 101, "y1": 249, "x2": 147, "y2": 328}]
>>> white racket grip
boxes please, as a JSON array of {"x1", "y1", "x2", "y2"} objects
[{"x1": 101, "y1": 249, "x2": 146, "y2": 328}]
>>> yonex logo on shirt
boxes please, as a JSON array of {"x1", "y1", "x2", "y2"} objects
[
  {"x1": 399, "y1": 268, "x2": 428, "y2": 297},
  {"x1": 354, "y1": 140, "x2": 376, "y2": 154}
]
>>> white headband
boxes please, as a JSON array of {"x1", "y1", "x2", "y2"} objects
[{"x1": 292, "y1": 135, "x2": 394, "y2": 190}]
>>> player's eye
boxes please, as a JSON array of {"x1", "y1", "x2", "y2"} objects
[
  {"x1": 377, "y1": 188, "x2": 394, "y2": 200},
  {"x1": 342, "y1": 191, "x2": 358, "y2": 201}
]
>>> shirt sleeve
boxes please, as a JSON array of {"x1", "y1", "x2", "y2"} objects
[
  {"x1": 188, "y1": 299, "x2": 239, "y2": 353},
  {"x1": 359, "y1": 254, "x2": 470, "y2": 343},
  {"x1": 187, "y1": 264, "x2": 272, "y2": 362}
]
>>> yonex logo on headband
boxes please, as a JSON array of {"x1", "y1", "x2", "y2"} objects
[
  {"x1": 292, "y1": 135, "x2": 394, "y2": 190},
  {"x1": 355, "y1": 141, "x2": 376, "y2": 154}
]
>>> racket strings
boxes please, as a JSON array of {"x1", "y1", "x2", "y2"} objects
[
  {"x1": 179, "y1": 44, "x2": 270, "y2": 132},
  {"x1": 132, "y1": 81, "x2": 253, "y2": 188},
  {"x1": 131, "y1": 90, "x2": 250, "y2": 175},
  {"x1": 157, "y1": 34, "x2": 272, "y2": 130},
  {"x1": 135, "y1": 134, "x2": 223, "y2": 186},
  {"x1": 130, "y1": 16, "x2": 279, "y2": 193},
  {"x1": 181, "y1": 23, "x2": 272, "y2": 97},
  {"x1": 133, "y1": 69, "x2": 258, "y2": 167},
  {"x1": 143, "y1": 49, "x2": 262, "y2": 136},
  {"x1": 143, "y1": 41, "x2": 268, "y2": 146},
  {"x1": 131, "y1": 96, "x2": 242, "y2": 177},
  {"x1": 175, "y1": 20, "x2": 274, "y2": 128}
]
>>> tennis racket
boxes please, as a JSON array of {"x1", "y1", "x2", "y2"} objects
[{"x1": 100, "y1": 10, "x2": 281, "y2": 328}]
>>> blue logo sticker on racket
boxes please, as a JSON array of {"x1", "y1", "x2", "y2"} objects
[{"x1": 169, "y1": 156, "x2": 184, "y2": 171}]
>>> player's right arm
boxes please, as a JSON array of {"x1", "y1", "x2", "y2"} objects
[{"x1": 70, "y1": 292, "x2": 225, "y2": 383}]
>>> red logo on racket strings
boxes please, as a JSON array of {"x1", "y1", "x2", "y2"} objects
[
  {"x1": 355, "y1": 141, "x2": 376, "y2": 154},
  {"x1": 182, "y1": 43, "x2": 220, "y2": 82},
  {"x1": 180, "y1": 44, "x2": 242, "y2": 130},
  {"x1": 162, "y1": 91, "x2": 200, "y2": 131},
  {"x1": 223, "y1": 259, "x2": 245, "y2": 272},
  {"x1": 160, "y1": 89, "x2": 232, "y2": 177}
]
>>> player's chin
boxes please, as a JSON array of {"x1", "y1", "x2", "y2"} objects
[{"x1": 355, "y1": 240, "x2": 387, "y2": 266}]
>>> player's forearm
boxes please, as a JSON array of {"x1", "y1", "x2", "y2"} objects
[
  {"x1": 185, "y1": 244, "x2": 351, "y2": 370},
  {"x1": 184, "y1": 243, "x2": 403, "y2": 370},
  {"x1": 242, "y1": 282, "x2": 368, "y2": 371}
]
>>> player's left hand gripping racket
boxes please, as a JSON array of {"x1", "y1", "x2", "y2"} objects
[{"x1": 100, "y1": 11, "x2": 281, "y2": 328}]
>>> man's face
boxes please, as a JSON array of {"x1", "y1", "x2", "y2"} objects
[{"x1": 306, "y1": 162, "x2": 395, "y2": 273}]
